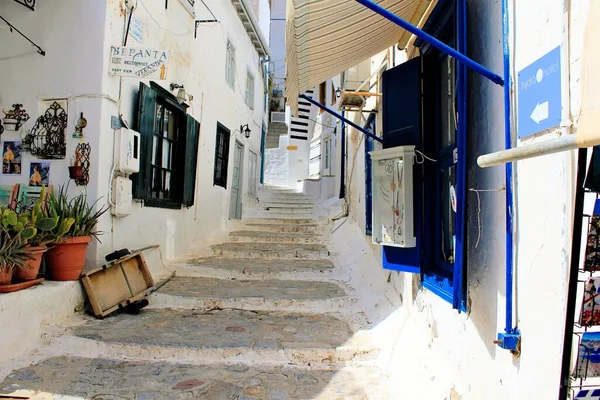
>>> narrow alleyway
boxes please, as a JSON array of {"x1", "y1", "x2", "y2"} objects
[{"x1": 0, "y1": 187, "x2": 390, "y2": 399}]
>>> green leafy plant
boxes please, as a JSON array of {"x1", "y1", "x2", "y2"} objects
[
  {"x1": 48, "y1": 186, "x2": 108, "y2": 242},
  {"x1": 0, "y1": 223, "x2": 31, "y2": 271}
]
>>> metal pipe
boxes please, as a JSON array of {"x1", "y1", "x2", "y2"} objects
[
  {"x1": 300, "y1": 94, "x2": 383, "y2": 143},
  {"x1": 340, "y1": 111, "x2": 347, "y2": 199},
  {"x1": 477, "y1": 134, "x2": 578, "y2": 167},
  {"x1": 502, "y1": 0, "x2": 516, "y2": 335},
  {"x1": 353, "y1": 0, "x2": 504, "y2": 86}
]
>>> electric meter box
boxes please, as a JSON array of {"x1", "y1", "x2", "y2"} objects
[
  {"x1": 112, "y1": 176, "x2": 132, "y2": 218},
  {"x1": 116, "y1": 128, "x2": 140, "y2": 174},
  {"x1": 369, "y1": 146, "x2": 416, "y2": 248}
]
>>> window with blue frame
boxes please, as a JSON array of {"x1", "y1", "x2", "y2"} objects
[
  {"x1": 380, "y1": 0, "x2": 467, "y2": 311},
  {"x1": 364, "y1": 115, "x2": 376, "y2": 236}
]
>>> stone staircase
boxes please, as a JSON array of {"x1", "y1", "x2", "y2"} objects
[{"x1": 0, "y1": 186, "x2": 390, "y2": 399}]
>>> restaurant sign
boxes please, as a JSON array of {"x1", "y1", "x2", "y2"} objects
[{"x1": 109, "y1": 47, "x2": 170, "y2": 80}]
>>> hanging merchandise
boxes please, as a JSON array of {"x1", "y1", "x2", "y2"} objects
[
  {"x1": 576, "y1": 332, "x2": 600, "y2": 379},
  {"x1": 2, "y1": 140, "x2": 23, "y2": 175},
  {"x1": 586, "y1": 146, "x2": 600, "y2": 193},
  {"x1": 73, "y1": 112, "x2": 87, "y2": 138},
  {"x1": 2, "y1": 104, "x2": 30, "y2": 131},
  {"x1": 22, "y1": 101, "x2": 67, "y2": 159},
  {"x1": 585, "y1": 200, "x2": 600, "y2": 272},
  {"x1": 581, "y1": 276, "x2": 600, "y2": 327}
]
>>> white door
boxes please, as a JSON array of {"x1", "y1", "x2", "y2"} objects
[
  {"x1": 229, "y1": 142, "x2": 244, "y2": 219},
  {"x1": 323, "y1": 136, "x2": 333, "y2": 176},
  {"x1": 248, "y1": 150, "x2": 258, "y2": 196}
]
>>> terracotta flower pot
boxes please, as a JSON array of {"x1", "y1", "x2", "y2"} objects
[
  {"x1": 45, "y1": 236, "x2": 91, "y2": 281},
  {"x1": 0, "y1": 265, "x2": 13, "y2": 285},
  {"x1": 14, "y1": 245, "x2": 47, "y2": 282},
  {"x1": 69, "y1": 166, "x2": 84, "y2": 180}
]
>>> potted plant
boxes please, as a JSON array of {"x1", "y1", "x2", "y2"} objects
[
  {"x1": 45, "y1": 187, "x2": 107, "y2": 281},
  {"x1": 2, "y1": 188, "x2": 71, "y2": 281},
  {"x1": 68, "y1": 148, "x2": 84, "y2": 180},
  {"x1": 2, "y1": 104, "x2": 30, "y2": 131},
  {"x1": 0, "y1": 222, "x2": 30, "y2": 286}
]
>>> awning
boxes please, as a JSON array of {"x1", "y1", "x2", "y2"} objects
[{"x1": 285, "y1": 0, "x2": 432, "y2": 115}]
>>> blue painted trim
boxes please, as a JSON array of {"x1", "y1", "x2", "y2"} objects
[
  {"x1": 340, "y1": 111, "x2": 346, "y2": 199},
  {"x1": 353, "y1": 0, "x2": 504, "y2": 86},
  {"x1": 299, "y1": 94, "x2": 383, "y2": 143},
  {"x1": 259, "y1": 122, "x2": 266, "y2": 185},
  {"x1": 423, "y1": 273, "x2": 454, "y2": 304},
  {"x1": 502, "y1": 0, "x2": 517, "y2": 338},
  {"x1": 452, "y1": 0, "x2": 467, "y2": 312}
]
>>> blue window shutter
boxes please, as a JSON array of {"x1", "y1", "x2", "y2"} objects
[
  {"x1": 182, "y1": 115, "x2": 200, "y2": 207},
  {"x1": 381, "y1": 57, "x2": 423, "y2": 273},
  {"x1": 132, "y1": 82, "x2": 156, "y2": 200}
]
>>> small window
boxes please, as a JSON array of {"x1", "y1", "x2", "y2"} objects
[
  {"x1": 324, "y1": 138, "x2": 331, "y2": 169},
  {"x1": 133, "y1": 82, "x2": 200, "y2": 209},
  {"x1": 319, "y1": 81, "x2": 326, "y2": 113},
  {"x1": 214, "y1": 123, "x2": 231, "y2": 188},
  {"x1": 245, "y1": 71, "x2": 255, "y2": 109},
  {"x1": 225, "y1": 40, "x2": 236, "y2": 89}
]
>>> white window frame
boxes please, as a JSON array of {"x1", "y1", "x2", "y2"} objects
[
  {"x1": 177, "y1": 0, "x2": 195, "y2": 17},
  {"x1": 323, "y1": 136, "x2": 332, "y2": 176},
  {"x1": 226, "y1": 40, "x2": 236, "y2": 89},
  {"x1": 245, "y1": 70, "x2": 255, "y2": 109}
]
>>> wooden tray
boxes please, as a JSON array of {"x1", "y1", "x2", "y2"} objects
[
  {"x1": 81, "y1": 251, "x2": 155, "y2": 318},
  {"x1": 0, "y1": 278, "x2": 44, "y2": 293}
]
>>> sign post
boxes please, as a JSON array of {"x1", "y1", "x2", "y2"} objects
[
  {"x1": 109, "y1": 47, "x2": 170, "y2": 80},
  {"x1": 517, "y1": 46, "x2": 562, "y2": 139}
]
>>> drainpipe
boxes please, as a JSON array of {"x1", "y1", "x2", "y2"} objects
[
  {"x1": 495, "y1": 0, "x2": 521, "y2": 352},
  {"x1": 340, "y1": 112, "x2": 346, "y2": 199}
]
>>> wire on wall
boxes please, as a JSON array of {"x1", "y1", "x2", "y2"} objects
[{"x1": 138, "y1": 0, "x2": 194, "y2": 36}]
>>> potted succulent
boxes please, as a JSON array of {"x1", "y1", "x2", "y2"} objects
[
  {"x1": 2, "y1": 188, "x2": 72, "y2": 281},
  {"x1": 45, "y1": 187, "x2": 107, "y2": 281},
  {"x1": 0, "y1": 222, "x2": 30, "y2": 286}
]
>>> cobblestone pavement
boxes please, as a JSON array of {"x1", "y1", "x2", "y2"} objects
[
  {"x1": 1, "y1": 356, "x2": 384, "y2": 399},
  {"x1": 73, "y1": 308, "x2": 353, "y2": 350},
  {"x1": 159, "y1": 277, "x2": 346, "y2": 300}
]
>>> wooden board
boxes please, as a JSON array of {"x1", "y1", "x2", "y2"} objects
[{"x1": 81, "y1": 251, "x2": 155, "y2": 318}]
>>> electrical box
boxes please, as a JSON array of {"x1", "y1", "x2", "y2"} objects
[
  {"x1": 116, "y1": 128, "x2": 140, "y2": 174},
  {"x1": 112, "y1": 176, "x2": 133, "y2": 218},
  {"x1": 369, "y1": 146, "x2": 416, "y2": 248}
]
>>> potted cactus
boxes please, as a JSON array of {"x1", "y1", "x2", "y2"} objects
[
  {"x1": 3, "y1": 188, "x2": 73, "y2": 281},
  {"x1": 45, "y1": 187, "x2": 107, "y2": 281},
  {"x1": 0, "y1": 221, "x2": 30, "y2": 286}
]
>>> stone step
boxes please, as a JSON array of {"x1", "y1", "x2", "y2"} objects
[
  {"x1": 261, "y1": 202, "x2": 315, "y2": 209},
  {"x1": 230, "y1": 230, "x2": 326, "y2": 244},
  {"x1": 211, "y1": 242, "x2": 330, "y2": 259},
  {"x1": 241, "y1": 218, "x2": 317, "y2": 225},
  {"x1": 0, "y1": 357, "x2": 389, "y2": 400},
  {"x1": 174, "y1": 257, "x2": 335, "y2": 280},
  {"x1": 262, "y1": 207, "x2": 315, "y2": 215},
  {"x1": 241, "y1": 223, "x2": 323, "y2": 234},
  {"x1": 257, "y1": 213, "x2": 315, "y2": 219},
  {"x1": 53, "y1": 309, "x2": 377, "y2": 366},
  {"x1": 260, "y1": 196, "x2": 316, "y2": 203},
  {"x1": 150, "y1": 276, "x2": 351, "y2": 313}
]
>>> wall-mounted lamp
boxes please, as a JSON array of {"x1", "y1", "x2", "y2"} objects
[
  {"x1": 73, "y1": 112, "x2": 87, "y2": 139},
  {"x1": 170, "y1": 83, "x2": 187, "y2": 104},
  {"x1": 335, "y1": 87, "x2": 342, "y2": 98},
  {"x1": 240, "y1": 124, "x2": 251, "y2": 139}
]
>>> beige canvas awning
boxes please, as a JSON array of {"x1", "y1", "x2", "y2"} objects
[{"x1": 285, "y1": 0, "x2": 432, "y2": 115}]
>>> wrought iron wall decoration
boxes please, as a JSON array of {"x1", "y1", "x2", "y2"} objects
[
  {"x1": 74, "y1": 143, "x2": 91, "y2": 186},
  {"x1": 12, "y1": 0, "x2": 35, "y2": 11},
  {"x1": 2, "y1": 104, "x2": 29, "y2": 131},
  {"x1": 22, "y1": 101, "x2": 67, "y2": 159}
]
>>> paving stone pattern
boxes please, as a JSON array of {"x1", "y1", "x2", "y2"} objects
[
  {"x1": 1, "y1": 356, "x2": 376, "y2": 399},
  {"x1": 160, "y1": 277, "x2": 346, "y2": 300},
  {"x1": 73, "y1": 308, "x2": 353, "y2": 350}
]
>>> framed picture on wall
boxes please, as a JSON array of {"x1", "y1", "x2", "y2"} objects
[
  {"x1": 2, "y1": 140, "x2": 23, "y2": 175},
  {"x1": 29, "y1": 162, "x2": 50, "y2": 186}
]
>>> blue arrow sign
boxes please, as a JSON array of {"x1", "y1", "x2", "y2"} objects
[{"x1": 517, "y1": 46, "x2": 562, "y2": 139}]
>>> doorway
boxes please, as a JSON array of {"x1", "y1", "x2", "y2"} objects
[{"x1": 229, "y1": 141, "x2": 244, "y2": 219}]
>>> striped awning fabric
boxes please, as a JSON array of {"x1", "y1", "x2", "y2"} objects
[{"x1": 285, "y1": 0, "x2": 432, "y2": 115}]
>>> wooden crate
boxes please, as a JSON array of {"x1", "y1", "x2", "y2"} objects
[{"x1": 81, "y1": 251, "x2": 155, "y2": 318}]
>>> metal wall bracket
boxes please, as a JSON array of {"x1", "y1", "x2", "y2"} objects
[
  {"x1": 495, "y1": 330, "x2": 521, "y2": 355},
  {"x1": 0, "y1": 16, "x2": 45, "y2": 56},
  {"x1": 12, "y1": 0, "x2": 35, "y2": 11}
]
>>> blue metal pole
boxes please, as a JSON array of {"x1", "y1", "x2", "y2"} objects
[
  {"x1": 340, "y1": 111, "x2": 346, "y2": 199},
  {"x1": 502, "y1": 0, "x2": 515, "y2": 336},
  {"x1": 300, "y1": 94, "x2": 383, "y2": 143},
  {"x1": 353, "y1": 0, "x2": 504, "y2": 86}
]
